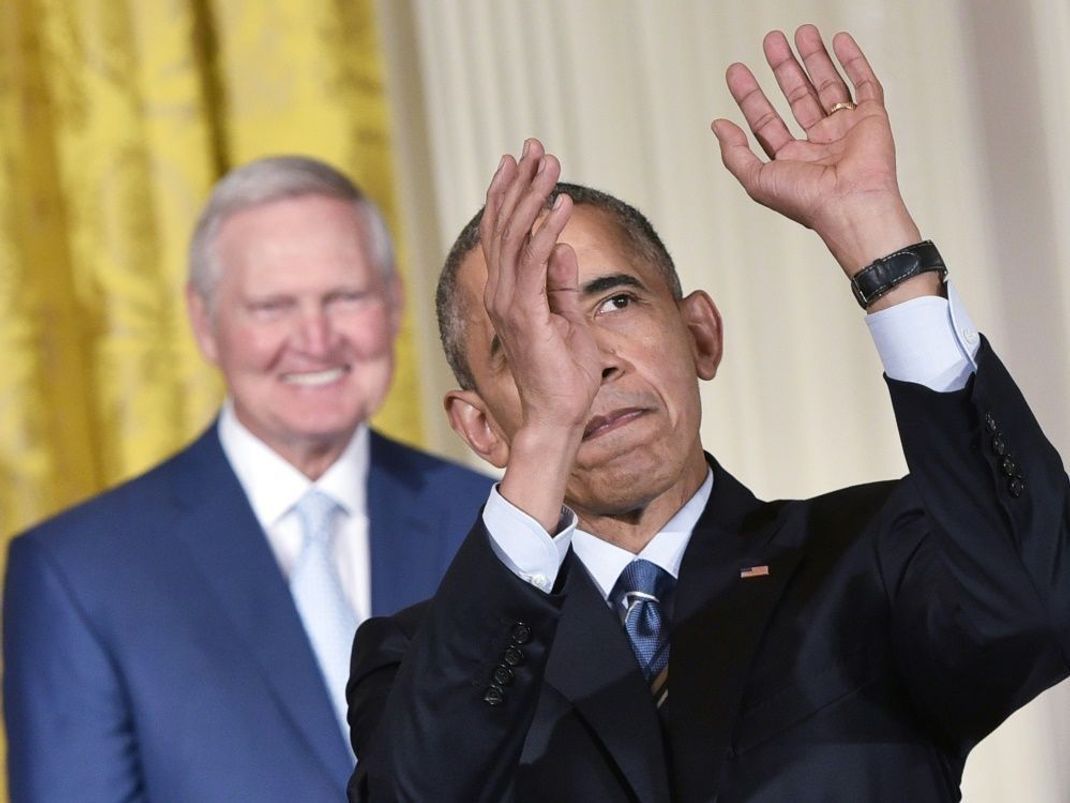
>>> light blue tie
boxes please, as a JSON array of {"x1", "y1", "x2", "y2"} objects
[
  {"x1": 610, "y1": 559, "x2": 674, "y2": 683},
  {"x1": 291, "y1": 490, "x2": 357, "y2": 742}
]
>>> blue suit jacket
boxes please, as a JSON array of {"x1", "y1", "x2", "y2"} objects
[{"x1": 3, "y1": 426, "x2": 492, "y2": 803}]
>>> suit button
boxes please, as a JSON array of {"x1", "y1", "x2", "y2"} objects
[
  {"x1": 483, "y1": 684, "x2": 505, "y2": 706},
  {"x1": 991, "y1": 436, "x2": 1007, "y2": 456},
  {"x1": 984, "y1": 412, "x2": 998, "y2": 433},
  {"x1": 492, "y1": 665, "x2": 515, "y2": 686},
  {"x1": 1008, "y1": 477, "x2": 1025, "y2": 497},
  {"x1": 503, "y1": 645, "x2": 524, "y2": 666},
  {"x1": 510, "y1": 622, "x2": 532, "y2": 644},
  {"x1": 1000, "y1": 456, "x2": 1017, "y2": 477}
]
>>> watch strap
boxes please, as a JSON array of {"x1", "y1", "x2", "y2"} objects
[{"x1": 850, "y1": 240, "x2": 947, "y2": 309}]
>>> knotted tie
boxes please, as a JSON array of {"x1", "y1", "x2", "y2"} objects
[
  {"x1": 610, "y1": 559, "x2": 675, "y2": 699},
  {"x1": 290, "y1": 490, "x2": 356, "y2": 741}
]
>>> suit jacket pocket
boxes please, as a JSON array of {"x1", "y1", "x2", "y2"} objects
[{"x1": 733, "y1": 642, "x2": 885, "y2": 754}]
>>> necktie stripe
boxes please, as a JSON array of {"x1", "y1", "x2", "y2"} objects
[{"x1": 651, "y1": 666, "x2": 670, "y2": 708}]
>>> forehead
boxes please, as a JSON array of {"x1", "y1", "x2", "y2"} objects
[{"x1": 215, "y1": 195, "x2": 376, "y2": 282}]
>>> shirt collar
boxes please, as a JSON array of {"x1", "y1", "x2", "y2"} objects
[
  {"x1": 217, "y1": 399, "x2": 369, "y2": 528},
  {"x1": 571, "y1": 469, "x2": 713, "y2": 601}
]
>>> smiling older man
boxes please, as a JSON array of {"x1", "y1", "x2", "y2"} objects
[{"x1": 3, "y1": 156, "x2": 492, "y2": 803}]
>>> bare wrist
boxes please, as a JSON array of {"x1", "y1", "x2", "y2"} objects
[
  {"x1": 499, "y1": 424, "x2": 583, "y2": 533},
  {"x1": 819, "y1": 198, "x2": 921, "y2": 276}
]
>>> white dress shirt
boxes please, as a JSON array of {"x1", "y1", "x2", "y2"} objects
[
  {"x1": 218, "y1": 403, "x2": 372, "y2": 626},
  {"x1": 484, "y1": 288, "x2": 983, "y2": 598}
]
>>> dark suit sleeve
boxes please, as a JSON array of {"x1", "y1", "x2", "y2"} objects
[
  {"x1": 881, "y1": 338, "x2": 1070, "y2": 747},
  {"x1": 347, "y1": 521, "x2": 566, "y2": 803},
  {"x1": 3, "y1": 534, "x2": 147, "y2": 803}
]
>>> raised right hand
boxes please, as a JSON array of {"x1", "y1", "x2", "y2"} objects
[{"x1": 480, "y1": 139, "x2": 602, "y2": 442}]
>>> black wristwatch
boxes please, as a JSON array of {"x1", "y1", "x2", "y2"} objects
[{"x1": 850, "y1": 240, "x2": 947, "y2": 309}]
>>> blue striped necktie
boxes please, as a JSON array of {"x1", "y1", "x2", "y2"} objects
[{"x1": 610, "y1": 559, "x2": 674, "y2": 694}]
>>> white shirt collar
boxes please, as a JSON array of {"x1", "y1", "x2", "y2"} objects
[
  {"x1": 571, "y1": 469, "x2": 713, "y2": 601},
  {"x1": 217, "y1": 399, "x2": 369, "y2": 528}
]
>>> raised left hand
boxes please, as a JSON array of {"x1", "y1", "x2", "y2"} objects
[{"x1": 712, "y1": 24, "x2": 922, "y2": 276}]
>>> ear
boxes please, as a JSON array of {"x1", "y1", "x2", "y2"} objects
[
  {"x1": 679, "y1": 290, "x2": 723, "y2": 380},
  {"x1": 186, "y1": 283, "x2": 220, "y2": 365},
  {"x1": 444, "y1": 389, "x2": 510, "y2": 469},
  {"x1": 386, "y1": 274, "x2": 404, "y2": 337}
]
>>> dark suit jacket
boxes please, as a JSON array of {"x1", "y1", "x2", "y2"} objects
[
  {"x1": 347, "y1": 342, "x2": 1070, "y2": 802},
  {"x1": 3, "y1": 426, "x2": 493, "y2": 803}
]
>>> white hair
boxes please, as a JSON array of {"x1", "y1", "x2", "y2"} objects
[{"x1": 188, "y1": 155, "x2": 395, "y2": 302}]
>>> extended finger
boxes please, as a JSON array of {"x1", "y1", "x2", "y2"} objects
[
  {"x1": 480, "y1": 154, "x2": 517, "y2": 301},
  {"x1": 504, "y1": 156, "x2": 565, "y2": 297},
  {"x1": 490, "y1": 141, "x2": 547, "y2": 282},
  {"x1": 521, "y1": 191, "x2": 573, "y2": 299},
  {"x1": 725, "y1": 62, "x2": 793, "y2": 159},
  {"x1": 762, "y1": 29, "x2": 825, "y2": 131},
  {"x1": 490, "y1": 153, "x2": 563, "y2": 318},
  {"x1": 793, "y1": 24, "x2": 853, "y2": 113},
  {"x1": 710, "y1": 118, "x2": 765, "y2": 198},
  {"x1": 495, "y1": 138, "x2": 546, "y2": 241},
  {"x1": 483, "y1": 140, "x2": 548, "y2": 305},
  {"x1": 832, "y1": 31, "x2": 884, "y2": 105}
]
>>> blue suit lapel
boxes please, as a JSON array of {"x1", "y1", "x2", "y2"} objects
[
  {"x1": 366, "y1": 431, "x2": 455, "y2": 616},
  {"x1": 166, "y1": 427, "x2": 353, "y2": 786}
]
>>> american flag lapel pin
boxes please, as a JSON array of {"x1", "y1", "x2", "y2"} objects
[{"x1": 740, "y1": 564, "x2": 770, "y2": 579}]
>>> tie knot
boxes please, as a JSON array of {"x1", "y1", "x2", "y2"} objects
[
  {"x1": 295, "y1": 490, "x2": 341, "y2": 544},
  {"x1": 611, "y1": 559, "x2": 674, "y2": 608}
]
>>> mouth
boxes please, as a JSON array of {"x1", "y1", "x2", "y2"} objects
[
  {"x1": 582, "y1": 408, "x2": 648, "y2": 441},
  {"x1": 281, "y1": 366, "x2": 349, "y2": 387}
]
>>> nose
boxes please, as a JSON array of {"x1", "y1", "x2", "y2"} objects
[
  {"x1": 595, "y1": 331, "x2": 627, "y2": 383},
  {"x1": 295, "y1": 305, "x2": 334, "y2": 356}
]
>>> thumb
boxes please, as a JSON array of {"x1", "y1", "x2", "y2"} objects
[{"x1": 712, "y1": 118, "x2": 764, "y2": 198}]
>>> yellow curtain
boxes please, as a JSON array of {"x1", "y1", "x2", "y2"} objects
[{"x1": 0, "y1": 0, "x2": 419, "y2": 793}]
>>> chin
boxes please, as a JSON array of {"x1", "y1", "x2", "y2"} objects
[
  {"x1": 281, "y1": 413, "x2": 362, "y2": 442},
  {"x1": 569, "y1": 462, "x2": 675, "y2": 515}
]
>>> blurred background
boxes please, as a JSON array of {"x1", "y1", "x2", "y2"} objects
[{"x1": 2, "y1": 0, "x2": 1068, "y2": 799}]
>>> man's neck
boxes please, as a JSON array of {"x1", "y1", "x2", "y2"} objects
[
  {"x1": 224, "y1": 401, "x2": 361, "y2": 480},
  {"x1": 284, "y1": 442, "x2": 350, "y2": 481}
]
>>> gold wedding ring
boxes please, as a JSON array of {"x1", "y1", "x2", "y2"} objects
[{"x1": 828, "y1": 101, "x2": 857, "y2": 114}]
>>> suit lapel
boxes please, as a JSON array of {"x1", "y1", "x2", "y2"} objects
[
  {"x1": 543, "y1": 553, "x2": 672, "y2": 803},
  {"x1": 366, "y1": 432, "x2": 445, "y2": 615},
  {"x1": 668, "y1": 459, "x2": 802, "y2": 803},
  {"x1": 167, "y1": 428, "x2": 352, "y2": 784}
]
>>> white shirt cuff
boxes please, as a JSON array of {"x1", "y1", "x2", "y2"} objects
[
  {"x1": 865, "y1": 282, "x2": 981, "y2": 392},
  {"x1": 481, "y1": 485, "x2": 576, "y2": 593}
]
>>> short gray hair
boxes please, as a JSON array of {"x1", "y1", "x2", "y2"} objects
[{"x1": 188, "y1": 155, "x2": 395, "y2": 301}]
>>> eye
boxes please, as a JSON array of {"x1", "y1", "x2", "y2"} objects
[
  {"x1": 330, "y1": 289, "x2": 380, "y2": 308},
  {"x1": 248, "y1": 298, "x2": 291, "y2": 316},
  {"x1": 595, "y1": 293, "x2": 634, "y2": 314}
]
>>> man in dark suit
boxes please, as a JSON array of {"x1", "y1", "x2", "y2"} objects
[
  {"x1": 346, "y1": 27, "x2": 1070, "y2": 802},
  {"x1": 3, "y1": 155, "x2": 492, "y2": 802}
]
